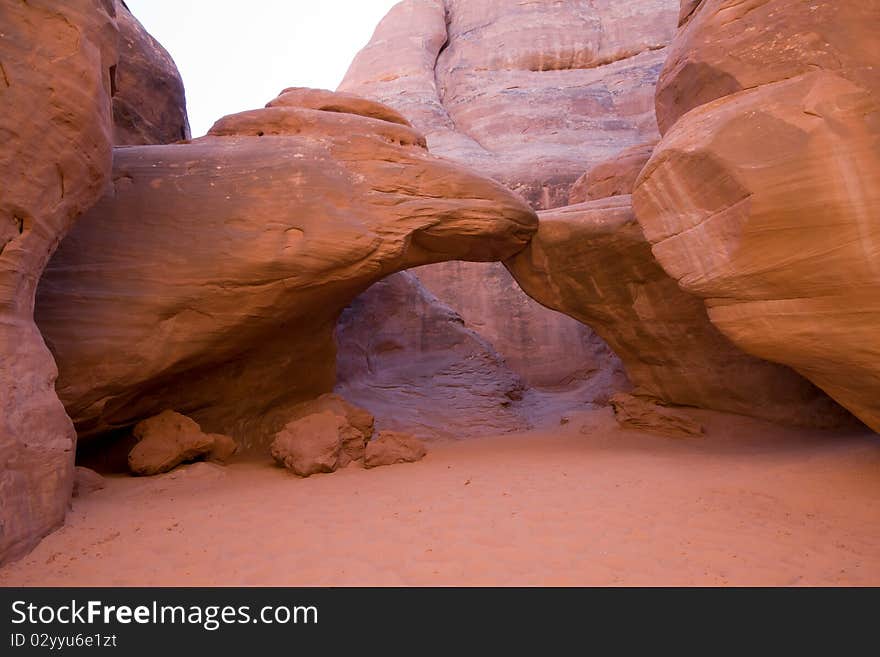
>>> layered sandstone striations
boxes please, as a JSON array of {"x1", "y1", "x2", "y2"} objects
[
  {"x1": 113, "y1": 0, "x2": 190, "y2": 144},
  {"x1": 0, "y1": 0, "x2": 118, "y2": 564},
  {"x1": 340, "y1": 0, "x2": 680, "y2": 391},
  {"x1": 35, "y1": 90, "x2": 537, "y2": 449},
  {"x1": 507, "y1": 196, "x2": 854, "y2": 428},
  {"x1": 341, "y1": 0, "x2": 678, "y2": 204},
  {"x1": 569, "y1": 140, "x2": 658, "y2": 204},
  {"x1": 633, "y1": 0, "x2": 880, "y2": 430}
]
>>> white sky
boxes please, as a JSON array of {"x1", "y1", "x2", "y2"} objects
[{"x1": 125, "y1": 0, "x2": 400, "y2": 137}]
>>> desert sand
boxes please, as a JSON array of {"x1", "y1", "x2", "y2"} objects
[{"x1": 3, "y1": 408, "x2": 878, "y2": 587}]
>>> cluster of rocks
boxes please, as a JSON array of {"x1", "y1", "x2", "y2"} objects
[
  {"x1": 121, "y1": 395, "x2": 425, "y2": 479},
  {"x1": 271, "y1": 414, "x2": 426, "y2": 476},
  {"x1": 265, "y1": 393, "x2": 428, "y2": 476},
  {"x1": 128, "y1": 411, "x2": 237, "y2": 476}
]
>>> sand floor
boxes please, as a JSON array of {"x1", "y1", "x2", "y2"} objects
[{"x1": 2, "y1": 408, "x2": 879, "y2": 586}]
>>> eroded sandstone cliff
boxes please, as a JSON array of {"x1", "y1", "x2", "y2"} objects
[
  {"x1": 0, "y1": 0, "x2": 118, "y2": 564},
  {"x1": 507, "y1": 196, "x2": 851, "y2": 427},
  {"x1": 341, "y1": 0, "x2": 856, "y2": 429}
]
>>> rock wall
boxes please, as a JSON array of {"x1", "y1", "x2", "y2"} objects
[
  {"x1": 0, "y1": 0, "x2": 118, "y2": 565},
  {"x1": 633, "y1": 0, "x2": 880, "y2": 431}
]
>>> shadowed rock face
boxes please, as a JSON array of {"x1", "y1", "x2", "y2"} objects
[
  {"x1": 336, "y1": 271, "x2": 531, "y2": 440},
  {"x1": 410, "y1": 260, "x2": 622, "y2": 390},
  {"x1": 506, "y1": 196, "x2": 856, "y2": 429},
  {"x1": 633, "y1": 0, "x2": 880, "y2": 431},
  {"x1": 35, "y1": 91, "x2": 537, "y2": 448},
  {"x1": 339, "y1": 0, "x2": 679, "y2": 393},
  {"x1": 0, "y1": 0, "x2": 118, "y2": 564},
  {"x1": 113, "y1": 0, "x2": 190, "y2": 144}
]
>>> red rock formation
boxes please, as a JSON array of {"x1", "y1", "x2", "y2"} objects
[
  {"x1": 506, "y1": 196, "x2": 854, "y2": 428},
  {"x1": 205, "y1": 433, "x2": 238, "y2": 464},
  {"x1": 35, "y1": 90, "x2": 537, "y2": 449},
  {"x1": 633, "y1": 0, "x2": 880, "y2": 431},
  {"x1": 677, "y1": 0, "x2": 703, "y2": 27},
  {"x1": 339, "y1": 0, "x2": 679, "y2": 394},
  {"x1": 654, "y1": 0, "x2": 876, "y2": 135},
  {"x1": 113, "y1": 0, "x2": 190, "y2": 144},
  {"x1": 280, "y1": 393, "x2": 373, "y2": 464},
  {"x1": 270, "y1": 411, "x2": 362, "y2": 477},
  {"x1": 128, "y1": 411, "x2": 221, "y2": 476},
  {"x1": 0, "y1": 0, "x2": 118, "y2": 565},
  {"x1": 283, "y1": 394, "x2": 375, "y2": 448}
]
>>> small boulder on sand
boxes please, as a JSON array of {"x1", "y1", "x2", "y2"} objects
[
  {"x1": 271, "y1": 411, "x2": 363, "y2": 477},
  {"x1": 128, "y1": 410, "x2": 236, "y2": 476},
  {"x1": 206, "y1": 433, "x2": 239, "y2": 464},
  {"x1": 285, "y1": 393, "x2": 374, "y2": 462},
  {"x1": 609, "y1": 393, "x2": 704, "y2": 438},
  {"x1": 72, "y1": 467, "x2": 105, "y2": 497},
  {"x1": 364, "y1": 431, "x2": 428, "y2": 469}
]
